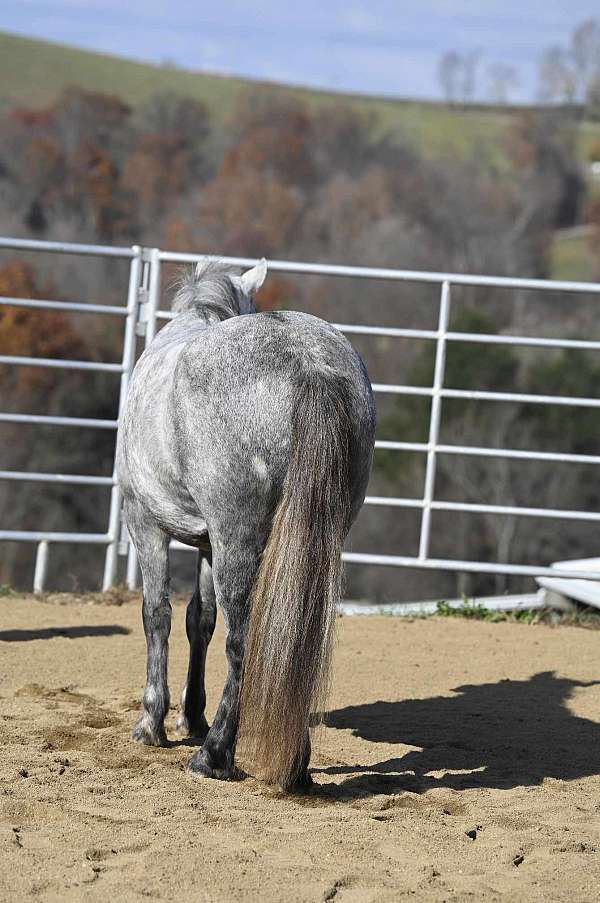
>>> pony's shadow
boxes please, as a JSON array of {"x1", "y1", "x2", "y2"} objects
[
  {"x1": 0, "y1": 625, "x2": 130, "y2": 642},
  {"x1": 315, "y1": 671, "x2": 600, "y2": 801}
]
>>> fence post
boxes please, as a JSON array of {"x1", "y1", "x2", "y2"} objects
[
  {"x1": 33, "y1": 541, "x2": 49, "y2": 593},
  {"x1": 418, "y1": 280, "x2": 451, "y2": 560},
  {"x1": 145, "y1": 247, "x2": 161, "y2": 343},
  {"x1": 102, "y1": 247, "x2": 143, "y2": 591},
  {"x1": 125, "y1": 248, "x2": 161, "y2": 590}
]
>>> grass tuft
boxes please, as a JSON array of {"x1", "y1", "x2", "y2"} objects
[{"x1": 435, "y1": 596, "x2": 600, "y2": 628}]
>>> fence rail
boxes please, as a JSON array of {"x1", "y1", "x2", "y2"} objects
[
  {"x1": 2, "y1": 236, "x2": 600, "y2": 592},
  {"x1": 0, "y1": 297, "x2": 129, "y2": 315}
]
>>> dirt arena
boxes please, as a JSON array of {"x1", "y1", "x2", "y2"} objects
[{"x1": 1, "y1": 592, "x2": 599, "y2": 902}]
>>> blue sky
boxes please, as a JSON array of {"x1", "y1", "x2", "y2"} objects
[{"x1": 3, "y1": 1, "x2": 599, "y2": 101}]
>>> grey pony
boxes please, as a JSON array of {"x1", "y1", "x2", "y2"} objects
[{"x1": 116, "y1": 260, "x2": 375, "y2": 791}]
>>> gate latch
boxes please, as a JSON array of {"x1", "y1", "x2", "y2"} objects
[{"x1": 135, "y1": 287, "x2": 150, "y2": 336}]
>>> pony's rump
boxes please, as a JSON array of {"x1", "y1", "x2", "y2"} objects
[{"x1": 238, "y1": 368, "x2": 354, "y2": 789}]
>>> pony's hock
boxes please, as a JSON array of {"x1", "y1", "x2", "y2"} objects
[
  {"x1": 4, "y1": 237, "x2": 600, "y2": 597},
  {"x1": 117, "y1": 259, "x2": 375, "y2": 790}
]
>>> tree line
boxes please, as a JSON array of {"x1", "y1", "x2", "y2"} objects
[{"x1": 438, "y1": 17, "x2": 600, "y2": 113}]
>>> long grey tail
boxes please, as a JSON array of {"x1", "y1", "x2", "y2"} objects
[{"x1": 238, "y1": 370, "x2": 354, "y2": 789}]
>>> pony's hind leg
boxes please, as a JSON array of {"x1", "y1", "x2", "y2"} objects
[
  {"x1": 176, "y1": 552, "x2": 216, "y2": 740},
  {"x1": 126, "y1": 504, "x2": 171, "y2": 747},
  {"x1": 288, "y1": 734, "x2": 313, "y2": 793},
  {"x1": 187, "y1": 540, "x2": 259, "y2": 781}
]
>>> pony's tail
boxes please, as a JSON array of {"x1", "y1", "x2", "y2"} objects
[{"x1": 238, "y1": 370, "x2": 354, "y2": 790}]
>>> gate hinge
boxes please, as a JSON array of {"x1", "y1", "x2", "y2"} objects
[{"x1": 135, "y1": 287, "x2": 149, "y2": 336}]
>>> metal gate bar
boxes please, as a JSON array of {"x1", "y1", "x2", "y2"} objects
[
  {"x1": 0, "y1": 238, "x2": 142, "y2": 590},
  {"x1": 156, "y1": 249, "x2": 600, "y2": 293},
  {"x1": 102, "y1": 247, "x2": 142, "y2": 590},
  {"x1": 418, "y1": 280, "x2": 450, "y2": 560}
]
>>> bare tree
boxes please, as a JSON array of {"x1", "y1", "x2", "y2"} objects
[
  {"x1": 461, "y1": 50, "x2": 481, "y2": 103},
  {"x1": 571, "y1": 18, "x2": 600, "y2": 102},
  {"x1": 538, "y1": 20, "x2": 600, "y2": 108},
  {"x1": 438, "y1": 51, "x2": 463, "y2": 104},
  {"x1": 538, "y1": 46, "x2": 576, "y2": 104},
  {"x1": 487, "y1": 62, "x2": 519, "y2": 105},
  {"x1": 438, "y1": 50, "x2": 481, "y2": 104}
]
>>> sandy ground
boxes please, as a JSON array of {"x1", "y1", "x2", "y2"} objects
[{"x1": 0, "y1": 593, "x2": 599, "y2": 902}]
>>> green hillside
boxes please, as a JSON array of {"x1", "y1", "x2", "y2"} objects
[
  {"x1": 0, "y1": 30, "x2": 544, "y2": 161},
  {"x1": 1, "y1": 30, "x2": 599, "y2": 165},
  {"x1": 0, "y1": 31, "x2": 251, "y2": 114}
]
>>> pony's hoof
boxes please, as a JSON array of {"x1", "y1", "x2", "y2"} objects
[
  {"x1": 132, "y1": 715, "x2": 168, "y2": 747},
  {"x1": 282, "y1": 771, "x2": 314, "y2": 794},
  {"x1": 186, "y1": 750, "x2": 244, "y2": 782},
  {"x1": 175, "y1": 713, "x2": 209, "y2": 741}
]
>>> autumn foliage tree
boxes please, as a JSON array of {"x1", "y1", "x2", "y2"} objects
[
  {"x1": 0, "y1": 81, "x2": 594, "y2": 596},
  {"x1": 0, "y1": 261, "x2": 87, "y2": 394}
]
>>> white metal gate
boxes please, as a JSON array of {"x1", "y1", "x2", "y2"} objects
[{"x1": 2, "y1": 235, "x2": 600, "y2": 592}]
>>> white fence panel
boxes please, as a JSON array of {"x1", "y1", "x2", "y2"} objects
[{"x1": 2, "y1": 237, "x2": 600, "y2": 591}]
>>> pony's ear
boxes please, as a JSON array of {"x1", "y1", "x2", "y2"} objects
[{"x1": 238, "y1": 258, "x2": 267, "y2": 295}]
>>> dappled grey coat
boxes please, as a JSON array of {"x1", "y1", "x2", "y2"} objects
[{"x1": 117, "y1": 260, "x2": 375, "y2": 791}]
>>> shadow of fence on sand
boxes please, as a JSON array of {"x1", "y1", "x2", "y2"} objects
[{"x1": 0, "y1": 625, "x2": 130, "y2": 642}]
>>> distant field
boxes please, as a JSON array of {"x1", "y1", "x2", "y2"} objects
[
  {"x1": 551, "y1": 228, "x2": 598, "y2": 282},
  {"x1": 0, "y1": 31, "x2": 248, "y2": 117},
  {"x1": 3, "y1": 29, "x2": 600, "y2": 164}
]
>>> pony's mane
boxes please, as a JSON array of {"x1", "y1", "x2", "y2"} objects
[{"x1": 172, "y1": 261, "x2": 241, "y2": 320}]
